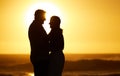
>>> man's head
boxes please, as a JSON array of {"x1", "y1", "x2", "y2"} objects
[
  {"x1": 34, "y1": 9, "x2": 46, "y2": 23},
  {"x1": 49, "y1": 16, "x2": 61, "y2": 29}
]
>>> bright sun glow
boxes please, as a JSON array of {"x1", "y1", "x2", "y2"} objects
[
  {"x1": 28, "y1": 73, "x2": 34, "y2": 76},
  {"x1": 25, "y1": 2, "x2": 62, "y2": 33}
]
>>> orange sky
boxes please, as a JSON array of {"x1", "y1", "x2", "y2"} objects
[{"x1": 0, "y1": 0, "x2": 120, "y2": 54}]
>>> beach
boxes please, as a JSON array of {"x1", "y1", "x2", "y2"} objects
[{"x1": 0, "y1": 54, "x2": 120, "y2": 76}]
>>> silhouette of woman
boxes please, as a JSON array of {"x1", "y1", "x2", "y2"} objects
[{"x1": 48, "y1": 16, "x2": 65, "y2": 76}]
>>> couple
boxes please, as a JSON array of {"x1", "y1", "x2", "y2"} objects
[{"x1": 28, "y1": 9, "x2": 65, "y2": 76}]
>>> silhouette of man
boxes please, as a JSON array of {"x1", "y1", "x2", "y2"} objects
[{"x1": 28, "y1": 9, "x2": 49, "y2": 76}]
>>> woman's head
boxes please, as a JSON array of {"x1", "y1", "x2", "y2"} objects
[{"x1": 49, "y1": 16, "x2": 61, "y2": 29}]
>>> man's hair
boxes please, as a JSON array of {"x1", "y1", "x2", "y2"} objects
[
  {"x1": 35, "y1": 9, "x2": 46, "y2": 16},
  {"x1": 34, "y1": 9, "x2": 46, "y2": 20}
]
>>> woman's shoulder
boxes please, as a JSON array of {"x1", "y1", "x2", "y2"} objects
[
  {"x1": 53, "y1": 28, "x2": 63, "y2": 33},
  {"x1": 49, "y1": 28, "x2": 63, "y2": 37}
]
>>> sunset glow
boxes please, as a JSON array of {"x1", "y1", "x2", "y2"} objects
[
  {"x1": 25, "y1": 2, "x2": 62, "y2": 33},
  {"x1": 28, "y1": 73, "x2": 34, "y2": 76},
  {"x1": 0, "y1": 0, "x2": 120, "y2": 54}
]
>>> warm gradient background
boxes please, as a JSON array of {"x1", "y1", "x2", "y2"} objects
[{"x1": 0, "y1": 0, "x2": 120, "y2": 54}]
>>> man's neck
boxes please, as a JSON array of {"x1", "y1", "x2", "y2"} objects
[{"x1": 34, "y1": 20, "x2": 43, "y2": 24}]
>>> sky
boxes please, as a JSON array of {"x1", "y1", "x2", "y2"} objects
[{"x1": 0, "y1": 0, "x2": 120, "y2": 54}]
